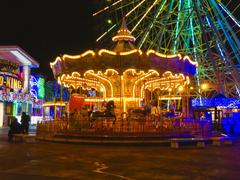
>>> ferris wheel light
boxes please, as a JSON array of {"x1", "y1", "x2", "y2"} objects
[
  {"x1": 85, "y1": 0, "x2": 239, "y2": 98},
  {"x1": 201, "y1": 83, "x2": 208, "y2": 90},
  {"x1": 107, "y1": 19, "x2": 112, "y2": 24}
]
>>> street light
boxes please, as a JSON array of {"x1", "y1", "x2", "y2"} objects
[{"x1": 201, "y1": 83, "x2": 208, "y2": 97}]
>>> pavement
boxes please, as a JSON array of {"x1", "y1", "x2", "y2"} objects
[{"x1": 0, "y1": 127, "x2": 240, "y2": 179}]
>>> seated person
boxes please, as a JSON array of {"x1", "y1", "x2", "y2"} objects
[
  {"x1": 80, "y1": 106, "x2": 89, "y2": 117},
  {"x1": 8, "y1": 117, "x2": 22, "y2": 141}
]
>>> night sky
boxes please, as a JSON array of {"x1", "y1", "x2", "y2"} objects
[
  {"x1": 0, "y1": 0, "x2": 98, "y2": 80},
  {"x1": 0, "y1": 1, "x2": 238, "y2": 80}
]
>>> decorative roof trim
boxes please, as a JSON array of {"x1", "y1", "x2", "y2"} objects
[{"x1": 147, "y1": 50, "x2": 198, "y2": 67}]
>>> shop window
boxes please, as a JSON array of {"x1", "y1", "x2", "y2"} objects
[
  {"x1": 32, "y1": 107, "x2": 43, "y2": 116},
  {"x1": 5, "y1": 102, "x2": 13, "y2": 115},
  {"x1": 17, "y1": 103, "x2": 22, "y2": 116}
]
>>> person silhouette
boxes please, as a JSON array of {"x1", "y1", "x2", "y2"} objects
[
  {"x1": 8, "y1": 117, "x2": 22, "y2": 141},
  {"x1": 21, "y1": 112, "x2": 30, "y2": 133}
]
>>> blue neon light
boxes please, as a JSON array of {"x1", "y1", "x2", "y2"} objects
[{"x1": 192, "y1": 97, "x2": 240, "y2": 108}]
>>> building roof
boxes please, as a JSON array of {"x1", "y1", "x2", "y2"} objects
[{"x1": 0, "y1": 46, "x2": 39, "y2": 68}]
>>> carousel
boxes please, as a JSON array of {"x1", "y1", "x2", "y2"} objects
[
  {"x1": 50, "y1": 19, "x2": 197, "y2": 119},
  {"x1": 41, "y1": 19, "x2": 207, "y2": 138}
]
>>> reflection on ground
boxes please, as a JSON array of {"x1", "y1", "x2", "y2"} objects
[{"x1": 0, "y1": 127, "x2": 240, "y2": 179}]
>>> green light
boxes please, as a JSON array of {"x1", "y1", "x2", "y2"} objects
[
  {"x1": 13, "y1": 102, "x2": 17, "y2": 117},
  {"x1": 38, "y1": 78, "x2": 45, "y2": 99},
  {"x1": 26, "y1": 102, "x2": 29, "y2": 113},
  {"x1": 174, "y1": 0, "x2": 181, "y2": 53},
  {"x1": 107, "y1": 19, "x2": 112, "y2": 24}
]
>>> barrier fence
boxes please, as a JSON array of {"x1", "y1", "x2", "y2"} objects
[{"x1": 37, "y1": 116, "x2": 212, "y2": 138}]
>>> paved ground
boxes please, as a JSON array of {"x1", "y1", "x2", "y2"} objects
[{"x1": 0, "y1": 127, "x2": 240, "y2": 180}]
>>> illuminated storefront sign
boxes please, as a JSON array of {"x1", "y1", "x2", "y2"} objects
[
  {"x1": 0, "y1": 92, "x2": 33, "y2": 102},
  {"x1": 37, "y1": 78, "x2": 45, "y2": 99},
  {"x1": 30, "y1": 75, "x2": 45, "y2": 100},
  {"x1": 0, "y1": 74, "x2": 22, "y2": 89}
]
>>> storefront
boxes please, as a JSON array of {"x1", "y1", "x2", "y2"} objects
[
  {"x1": 192, "y1": 94, "x2": 240, "y2": 132},
  {"x1": 43, "y1": 101, "x2": 67, "y2": 120},
  {"x1": 0, "y1": 46, "x2": 40, "y2": 127}
]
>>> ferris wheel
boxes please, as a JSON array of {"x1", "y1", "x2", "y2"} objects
[{"x1": 94, "y1": 0, "x2": 240, "y2": 98}]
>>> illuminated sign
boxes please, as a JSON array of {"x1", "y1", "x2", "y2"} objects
[
  {"x1": 38, "y1": 78, "x2": 45, "y2": 99},
  {"x1": 30, "y1": 75, "x2": 45, "y2": 100},
  {"x1": 0, "y1": 74, "x2": 22, "y2": 89}
]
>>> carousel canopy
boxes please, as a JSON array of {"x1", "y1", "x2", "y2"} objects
[
  {"x1": 51, "y1": 49, "x2": 197, "y2": 78},
  {"x1": 50, "y1": 19, "x2": 197, "y2": 78}
]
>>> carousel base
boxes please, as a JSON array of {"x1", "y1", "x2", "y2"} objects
[
  {"x1": 35, "y1": 117, "x2": 220, "y2": 145},
  {"x1": 36, "y1": 133, "x2": 234, "y2": 148},
  {"x1": 36, "y1": 134, "x2": 192, "y2": 145}
]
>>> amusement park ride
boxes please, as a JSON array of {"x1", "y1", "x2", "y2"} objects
[
  {"x1": 50, "y1": 19, "x2": 197, "y2": 117},
  {"x1": 94, "y1": 0, "x2": 240, "y2": 98},
  {"x1": 39, "y1": 1, "x2": 240, "y2": 137}
]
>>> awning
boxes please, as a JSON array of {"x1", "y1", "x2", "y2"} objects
[{"x1": 0, "y1": 46, "x2": 39, "y2": 68}]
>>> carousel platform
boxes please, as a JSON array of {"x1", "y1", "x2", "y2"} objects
[
  {"x1": 36, "y1": 117, "x2": 234, "y2": 147},
  {"x1": 36, "y1": 133, "x2": 234, "y2": 148}
]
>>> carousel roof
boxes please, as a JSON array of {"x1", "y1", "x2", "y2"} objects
[{"x1": 50, "y1": 20, "x2": 197, "y2": 78}]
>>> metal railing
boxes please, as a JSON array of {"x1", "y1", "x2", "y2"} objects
[{"x1": 37, "y1": 116, "x2": 212, "y2": 138}]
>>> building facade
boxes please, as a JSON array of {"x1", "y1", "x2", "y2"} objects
[{"x1": 0, "y1": 46, "x2": 41, "y2": 127}]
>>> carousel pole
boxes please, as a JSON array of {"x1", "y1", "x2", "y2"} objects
[
  {"x1": 182, "y1": 87, "x2": 187, "y2": 118},
  {"x1": 186, "y1": 85, "x2": 189, "y2": 118},
  {"x1": 60, "y1": 83, "x2": 63, "y2": 118}
]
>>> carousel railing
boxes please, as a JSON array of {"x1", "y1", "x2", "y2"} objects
[{"x1": 37, "y1": 115, "x2": 212, "y2": 138}]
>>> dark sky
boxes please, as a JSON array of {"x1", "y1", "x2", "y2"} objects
[
  {"x1": 0, "y1": 1, "x2": 238, "y2": 80},
  {"x1": 0, "y1": 0, "x2": 98, "y2": 80}
]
